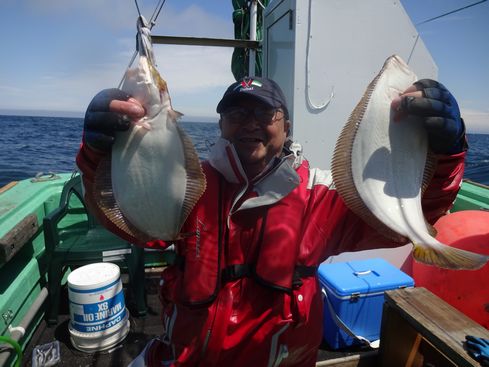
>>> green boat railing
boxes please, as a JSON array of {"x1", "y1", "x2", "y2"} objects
[{"x1": 452, "y1": 179, "x2": 489, "y2": 212}]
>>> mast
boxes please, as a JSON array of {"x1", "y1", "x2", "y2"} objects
[{"x1": 248, "y1": 0, "x2": 258, "y2": 77}]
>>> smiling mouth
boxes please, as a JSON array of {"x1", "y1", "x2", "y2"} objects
[{"x1": 239, "y1": 137, "x2": 263, "y2": 143}]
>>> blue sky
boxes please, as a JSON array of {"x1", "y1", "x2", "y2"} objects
[{"x1": 0, "y1": 0, "x2": 488, "y2": 133}]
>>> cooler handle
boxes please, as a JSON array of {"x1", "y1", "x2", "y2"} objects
[
  {"x1": 321, "y1": 288, "x2": 380, "y2": 349},
  {"x1": 353, "y1": 270, "x2": 372, "y2": 276}
]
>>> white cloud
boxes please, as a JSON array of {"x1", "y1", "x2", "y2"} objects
[
  {"x1": 461, "y1": 108, "x2": 489, "y2": 134},
  {"x1": 153, "y1": 45, "x2": 234, "y2": 92},
  {"x1": 154, "y1": 4, "x2": 233, "y2": 38},
  {"x1": 22, "y1": 1, "x2": 232, "y2": 36},
  {"x1": 0, "y1": 85, "x2": 24, "y2": 95},
  {"x1": 0, "y1": 1, "x2": 235, "y2": 116},
  {"x1": 24, "y1": 0, "x2": 136, "y2": 30},
  {"x1": 0, "y1": 44, "x2": 234, "y2": 116}
]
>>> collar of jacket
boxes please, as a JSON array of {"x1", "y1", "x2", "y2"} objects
[{"x1": 208, "y1": 138, "x2": 303, "y2": 214}]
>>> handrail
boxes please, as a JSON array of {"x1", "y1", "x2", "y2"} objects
[
  {"x1": 462, "y1": 178, "x2": 489, "y2": 189},
  {"x1": 0, "y1": 288, "x2": 49, "y2": 367},
  {"x1": 0, "y1": 181, "x2": 18, "y2": 195},
  {"x1": 43, "y1": 175, "x2": 88, "y2": 253}
]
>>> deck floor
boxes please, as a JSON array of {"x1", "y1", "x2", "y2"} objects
[{"x1": 21, "y1": 273, "x2": 372, "y2": 366}]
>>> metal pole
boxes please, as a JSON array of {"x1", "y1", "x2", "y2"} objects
[
  {"x1": 249, "y1": 0, "x2": 258, "y2": 77},
  {"x1": 0, "y1": 288, "x2": 49, "y2": 366}
]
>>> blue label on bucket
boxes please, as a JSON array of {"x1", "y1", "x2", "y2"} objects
[
  {"x1": 71, "y1": 310, "x2": 127, "y2": 333},
  {"x1": 70, "y1": 290, "x2": 126, "y2": 333}
]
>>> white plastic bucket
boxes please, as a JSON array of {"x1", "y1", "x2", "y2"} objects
[{"x1": 67, "y1": 262, "x2": 130, "y2": 352}]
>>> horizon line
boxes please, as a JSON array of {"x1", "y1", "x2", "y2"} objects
[{"x1": 0, "y1": 108, "x2": 219, "y2": 122}]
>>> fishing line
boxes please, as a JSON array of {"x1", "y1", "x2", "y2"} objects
[
  {"x1": 118, "y1": 0, "x2": 167, "y2": 88},
  {"x1": 416, "y1": 0, "x2": 487, "y2": 26},
  {"x1": 406, "y1": 34, "x2": 420, "y2": 65},
  {"x1": 150, "y1": 0, "x2": 166, "y2": 28},
  {"x1": 256, "y1": 0, "x2": 266, "y2": 9},
  {"x1": 134, "y1": 0, "x2": 142, "y2": 18}
]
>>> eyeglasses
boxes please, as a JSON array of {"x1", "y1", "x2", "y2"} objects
[{"x1": 221, "y1": 106, "x2": 285, "y2": 125}]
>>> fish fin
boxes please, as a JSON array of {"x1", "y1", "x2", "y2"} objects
[
  {"x1": 174, "y1": 118, "x2": 206, "y2": 226},
  {"x1": 421, "y1": 150, "x2": 437, "y2": 195},
  {"x1": 93, "y1": 155, "x2": 154, "y2": 242},
  {"x1": 331, "y1": 59, "x2": 405, "y2": 243},
  {"x1": 426, "y1": 222, "x2": 437, "y2": 237},
  {"x1": 412, "y1": 240, "x2": 489, "y2": 270},
  {"x1": 169, "y1": 109, "x2": 184, "y2": 121}
]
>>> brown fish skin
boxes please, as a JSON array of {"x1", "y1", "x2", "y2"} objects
[{"x1": 331, "y1": 55, "x2": 489, "y2": 270}]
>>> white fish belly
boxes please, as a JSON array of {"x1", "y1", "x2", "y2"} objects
[
  {"x1": 351, "y1": 56, "x2": 428, "y2": 237},
  {"x1": 111, "y1": 116, "x2": 187, "y2": 239}
]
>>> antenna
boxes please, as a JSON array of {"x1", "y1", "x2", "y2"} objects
[{"x1": 416, "y1": 0, "x2": 487, "y2": 26}]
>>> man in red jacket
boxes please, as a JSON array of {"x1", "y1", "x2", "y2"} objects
[{"x1": 77, "y1": 77, "x2": 466, "y2": 366}]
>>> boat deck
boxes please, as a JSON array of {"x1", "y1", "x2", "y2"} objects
[{"x1": 20, "y1": 270, "x2": 375, "y2": 367}]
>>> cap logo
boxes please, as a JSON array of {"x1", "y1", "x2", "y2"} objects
[{"x1": 233, "y1": 78, "x2": 263, "y2": 92}]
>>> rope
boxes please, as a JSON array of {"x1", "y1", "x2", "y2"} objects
[
  {"x1": 118, "y1": 0, "x2": 168, "y2": 88},
  {"x1": 150, "y1": 0, "x2": 167, "y2": 28},
  {"x1": 134, "y1": 0, "x2": 142, "y2": 17},
  {"x1": 416, "y1": 0, "x2": 487, "y2": 26},
  {"x1": 0, "y1": 336, "x2": 22, "y2": 367}
]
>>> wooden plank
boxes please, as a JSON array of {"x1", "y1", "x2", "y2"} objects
[
  {"x1": 380, "y1": 300, "x2": 457, "y2": 367},
  {"x1": 0, "y1": 213, "x2": 39, "y2": 265},
  {"x1": 381, "y1": 287, "x2": 489, "y2": 367},
  {"x1": 0, "y1": 181, "x2": 18, "y2": 195},
  {"x1": 380, "y1": 304, "x2": 423, "y2": 366}
]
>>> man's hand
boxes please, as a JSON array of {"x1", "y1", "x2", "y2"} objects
[
  {"x1": 83, "y1": 88, "x2": 145, "y2": 152},
  {"x1": 391, "y1": 79, "x2": 466, "y2": 154}
]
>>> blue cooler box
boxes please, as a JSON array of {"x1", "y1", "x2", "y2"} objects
[{"x1": 318, "y1": 258, "x2": 414, "y2": 349}]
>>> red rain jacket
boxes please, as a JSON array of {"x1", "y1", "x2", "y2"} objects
[{"x1": 76, "y1": 137, "x2": 465, "y2": 366}]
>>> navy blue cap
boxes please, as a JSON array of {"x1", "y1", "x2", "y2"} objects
[{"x1": 216, "y1": 76, "x2": 289, "y2": 118}]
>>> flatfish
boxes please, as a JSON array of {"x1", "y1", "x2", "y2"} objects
[
  {"x1": 331, "y1": 55, "x2": 488, "y2": 270},
  {"x1": 94, "y1": 16, "x2": 206, "y2": 241}
]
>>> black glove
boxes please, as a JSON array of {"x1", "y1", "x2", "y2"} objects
[
  {"x1": 400, "y1": 79, "x2": 466, "y2": 155},
  {"x1": 466, "y1": 335, "x2": 489, "y2": 366},
  {"x1": 83, "y1": 88, "x2": 133, "y2": 152}
]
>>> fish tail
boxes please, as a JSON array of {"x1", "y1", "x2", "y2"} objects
[{"x1": 412, "y1": 240, "x2": 489, "y2": 270}]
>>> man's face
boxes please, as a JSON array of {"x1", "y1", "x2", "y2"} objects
[{"x1": 220, "y1": 98, "x2": 290, "y2": 179}]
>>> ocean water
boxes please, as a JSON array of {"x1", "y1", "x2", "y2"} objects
[
  {"x1": 0, "y1": 115, "x2": 220, "y2": 188},
  {"x1": 0, "y1": 115, "x2": 488, "y2": 187},
  {"x1": 464, "y1": 133, "x2": 489, "y2": 185}
]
